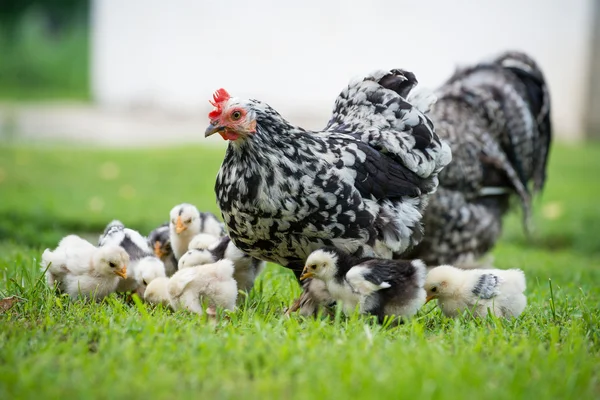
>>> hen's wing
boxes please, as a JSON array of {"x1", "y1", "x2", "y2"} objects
[
  {"x1": 326, "y1": 69, "x2": 451, "y2": 179},
  {"x1": 325, "y1": 134, "x2": 433, "y2": 200}
]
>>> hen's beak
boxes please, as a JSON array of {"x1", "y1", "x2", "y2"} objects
[
  {"x1": 175, "y1": 216, "x2": 186, "y2": 234},
  {"x1": 154, "y1": 241, "x2": 164, "y2": 258},
  {"x1": 115, "y1": 266, "x2": 127, "y2": 279},
  {"x1": 300, "y1": 267, "x2": 313, "y2": 281},
  {"x1": 205, "y1": 123, "x2": 225, "y2": 137},
  {"x1": 425, "y1": 295, "x2": 436, "y2": 304}
]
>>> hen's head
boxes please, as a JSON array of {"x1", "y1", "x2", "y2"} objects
[{"x1": 205, "y1": 89, "x2": 258, "y2": 141}]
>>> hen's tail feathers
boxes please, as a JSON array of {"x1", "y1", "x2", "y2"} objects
[
  {"x1": 492, "y1": 51, "x2": 552, "y2": 195},
  {"x1": 493, "y1": 52, "x2": 551, "y2": 235},
  {"x1": 376, "y1": 69, "x2": 418, "y2": 99},
  {"x1": 445, "y1": 51, "x2": 552, "y2": 234}
]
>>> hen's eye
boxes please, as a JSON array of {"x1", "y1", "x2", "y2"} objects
[
  {"x1": 310, "y1": 265, "x2": 316, "y2": 270},
  {"x1": 431, "y1": 287, "x2": 437, "y2": 293},
  {"x1": 143, "y1": 279, "x2": 148, "y2": 286},
  {"x1": 231, "y1": 111, "x2": 242, "y2": 121},
  {"x1": 109, "y1": 262, "x2": 116, "y2": 268}
]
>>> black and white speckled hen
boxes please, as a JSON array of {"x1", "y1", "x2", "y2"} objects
[
  {"x1": 407, "y1": 51, "x2": 552, "y2": 268},
  {"x1": 206, "y1": 69, "x2": 451, "y2": 282}
]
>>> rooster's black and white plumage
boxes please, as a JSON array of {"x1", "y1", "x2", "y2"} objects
[
  {"x1": 206, "y1": 69, "x2": 451, "y2": 313},
  {"x1": 407, "y1": 51, "x2": 552, "y2": 268}
]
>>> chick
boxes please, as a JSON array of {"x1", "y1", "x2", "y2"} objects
[
  {"x1": 188, "y1": 233, "x2": 220, "y2": 251},
  {"x1": 167, "y1": 259, "x2": 238, "y2": 315},
  {"x1": 99, "y1": 220, "x2": 152, "y2": 260},
  {"x1": 144, "y1": 277, "x2": 173, "y2": 308},
  {"x1": 178, "y1": 248, "x2": 216, "y2": 269},
  {"x1": 41, "y1": 235, "x2": 128, "y2": 301},
  {"x1": 424, "y1": 265, "x2": 527, "y2": 318},
  {"x1": 132, "y1": 256, "x2": 167, "y2": 296},
  {"x1": 99, "y1": 220, "x2": 165, "y2": 292},
  {"x1": 178, "y1": 235, "x2": 265, "y2": 292},
  {"x1": 147, "y1": 223, "x2": 178, "y2": 276},
  {"x1": 301, "y1": 247, "x2": 427, "y2": 322},
  {"x1": 169, "y1": 204, "x2": 224, "y2": 260}
]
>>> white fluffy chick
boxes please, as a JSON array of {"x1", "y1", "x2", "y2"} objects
[
  {"x1": 98, "y1": 220, "x2": 166, "y2": 293},
  {"x1": 301, "y1": 253, "x2": 361, "y2": 316},
  {"x1": 301, "y1": 247, "x2": 427, "y2": 322},
  {"x1": 169, "y1": 204, "x2": 225, "y2": 260},
  {"x1": 178, "y1": 236, "x2": 265, "y2": 292},
  {"x1": 41, "y1": 235, "x2": 128, "y2": 301},
  {"x1": 188, "y1": 233, "x2": 220, "y2": 251},
  {"x1": 143, "y1": 277, "x2": 173, "y2": 308},
  {"x1": 128, "y1": 256, "x2": 167, "y2": 296},
  {"x1": 178, "y1": 248, "x2": 216, "y2": 269},
  {"x1": 424, "y1": 265, "x2": 527, "y2": 318},
  {"x1": 167, "y1": 259, "x2": 238, "y2": 315},
  {"x1": 169, "y1": 204, "x2": 202, "y2": 260}
]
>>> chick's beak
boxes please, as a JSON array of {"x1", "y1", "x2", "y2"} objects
[
  {"x1": 153, "y1": 241, "x2": 164, "y2": 258},
  {"x1": 425, "y1": 295, "x2": 436, "y2": 304},
  {"x1": 115, "y1": 266, "x2": 127, "y2": 279},
  {"x1": 299, "y1": 267, "x2": 313, "y2": 281},
  {"x1": 205, "y1": 123, "x2": 225, "y2": 138},
  {"x1": 175, "y1": 216, "x2": 186, "y2": 234}
]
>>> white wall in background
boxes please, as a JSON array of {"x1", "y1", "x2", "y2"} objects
[{"x1": 92, "y1": 0, "x2": 595, "y2": 140}]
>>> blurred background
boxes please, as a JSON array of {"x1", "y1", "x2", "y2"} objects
[{"x1": 0, "y1": 0, "x2": 599, "y2": 146}]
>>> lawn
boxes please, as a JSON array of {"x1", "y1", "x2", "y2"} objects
[{"x1": 0, "y1": 143, "x2": 599, "y2": 399}]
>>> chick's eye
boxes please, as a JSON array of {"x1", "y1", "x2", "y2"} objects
[
  {"x1": 185, "y1": 218, "x2": 192, "y2": 224},
  {"x1": 109, "y1": 262, "x2": 116, "y2": 268},
  {"x1": 310, "y1": 265, "x2": 316, "y2": 270},
  {"x1": 431, "y1": 287, "x2": 437, "y2": 293},
  {"x1": 143, "y1": 279, "x2": 148, "y2": 286},
  {"x1": 231, "y1": 110, "x2": 242, "y2": 121}
]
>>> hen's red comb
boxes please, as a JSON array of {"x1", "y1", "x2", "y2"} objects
[{"x1": 208, "y1": 88, "x2": 231, "y2": 120}]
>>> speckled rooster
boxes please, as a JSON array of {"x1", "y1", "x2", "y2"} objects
[
  {"x1": 205, "y1": 69, "x2": 451, "y2": 311},
  {"x1": 407, "y1": 51, "x2": 552, "y2": 267}
]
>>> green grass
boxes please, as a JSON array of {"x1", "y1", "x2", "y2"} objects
[{"x1": 0, "y1": 143, "x2": 599, "y2": 399}]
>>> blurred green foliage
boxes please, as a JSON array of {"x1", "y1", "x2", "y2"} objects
[{"x1": 0, "y1": 0, "x2": 90, "y2": 99}]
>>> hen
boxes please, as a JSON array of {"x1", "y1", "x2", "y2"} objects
[
  {"x1": 407, "y1": 51, "x2": 552, "y2": 267},
  {"x1": 206, "y1": 69, "x2": 451, "y2": 308}
]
